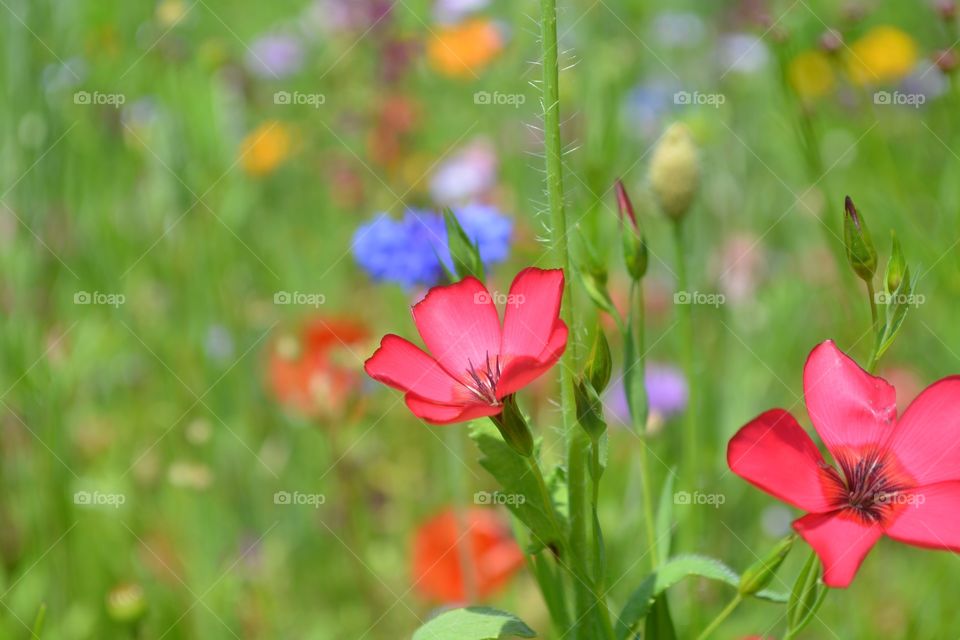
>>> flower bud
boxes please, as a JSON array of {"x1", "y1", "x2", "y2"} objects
[
  {"x1": 649, "y1": 124, "x2": 700, "y2": 221},
  {"x1": 106, "y1": 583, "x2": 147, "y2": 624},
  {"x1": 585, "y1": 328, "x2": 612, "y2": 394},
  {"x1": 491, "y1": 395, "x2": 534, "y2": 457},
  {"x1": 843, "y1": 196, "x2": 877, "y2": 282},
  {"x1": 933, "y1": 48, "x2": 959, "y2": 74},
  {"x1": 819, "y1": 29, "x2": 843, "y2": 54},
  {"x1": 739, "y1": 535, "x2": 795, "y2": 596},
  {"x1": 574, "y1": 379, "x2": 607, "y2": 440},
  {"x1": 616, "y1": 179, "x2": 648, "y2": 280},
  {"x1": 885, "y1": 231, "x2": 906, "y2": 293},
  {"x1": 936, "y1": 0, "x2": 957, "y2": 21}
]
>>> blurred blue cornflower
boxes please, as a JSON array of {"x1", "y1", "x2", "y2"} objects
[
  {"x1": 352, "y1": 204, "x2": 512, "y2": 288},
  {"x1": 603, "y1": 362, "x2": 689, "y2": 430}
]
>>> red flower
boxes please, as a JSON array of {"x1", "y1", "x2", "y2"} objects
[
  {"x1": 364, "y1": 268, "x2": 568, "y2": 424},
  {"x1": 728, "y1": 340, "x2": 960, "y2": 588},
  {"x1": 268, "y1": 317, "x2": 368, "y2": 417},
  {"x1": 412, "y1": 507, "x2": 525, "y2": 603}
]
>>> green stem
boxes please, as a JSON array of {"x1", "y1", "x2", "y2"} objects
[
  {"x1": 865, "y1": 279, "x2": 880, "y2": 373},
  {"x1": 672, "y1": 221, "x2": 698, "y2": 491},
  {"x1": 446, "y1": 428, "x2": 478, "y2": 602},
  {"x1": 695, "y1": 593, "x2": 743, "y2": 640},
  {"x1": 628, "y1": 281, "x2": 657, "y2": 569}
]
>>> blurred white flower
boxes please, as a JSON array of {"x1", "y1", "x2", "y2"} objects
[
  {"x1": 719, "y1": 33, "x2": 770, "y2": 74},
  {"x1": 429, "y1": 138, "x2": 498, "y2": 205},
  {"x1": 434, "y1": 0, "x2": 490, "y2": 24},
  {"x1": 651, "y1": 12, "x2": 705, "y2": 48}
]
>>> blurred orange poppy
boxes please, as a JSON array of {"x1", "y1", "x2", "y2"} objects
[
  {"x1": 268, "y1": 317, "x2": 368, "y2": 418},
  {"x1": 412, "y1": 507, "x2": 524, "y2": 603},
  {"x1": 428, "y1": 19, "x2": 503, "y2": 78}
]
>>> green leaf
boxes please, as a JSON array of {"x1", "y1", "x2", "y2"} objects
[
  {"x1": 622, "y1": 326, "x2": 647, "y2": 431},
  {"x1": 644, "y1": 594, "x2": 676, "y2": 640},
  {"x1": 443, "y1": 208, "x2": 485, "y2": 281},
  {"x1": 413, "y1": 607, "x2": 536, "y2": 640},
  {"x1": 615, "y1": 555, "x2": 788, "y2": 640},
  {"x1": 470, "y1": 422, "x2": 564, "y2": 552},
  {"x1": 655, "y1": 469, "x2": 677, "y2": 565}
]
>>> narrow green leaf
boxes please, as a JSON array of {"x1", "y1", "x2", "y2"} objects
[
  {"x1": 443, "y1": 208, "x2": 485, "y2": 281},
  {"x1": 655, "y1": 469, "x2": 677, "y2": 565},
  {"x1": 470, "y1": 423, "x2": 564, "y2": 552},
  {"x1": 412, "y1": 607, "x2": 536, "y2": 640},
  {"x1": 643, "y1": 594, "x2": 677, "y2": 640}
]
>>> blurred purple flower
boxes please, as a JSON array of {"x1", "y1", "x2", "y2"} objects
[
  {"x1": 301, "y1": 0, "x2": 392, "y2": 34},
  {"x1": 434, "y1": 0, "x2": 490, "y2": 24},
  {"x1": 604, "y1": 363, "x2": 689, "y2": 428},
  {"x1": 352, "y1": 205, "x2": 512, "y2": 288},
  {"x1": 719, "y1": 33, "x2": 770, "y2": 75},
  {"x1": 651, "y1": 12, "x2": 705, "y2": 49},
  {"x1": 429, "y1": 138, "x2": 498, "y2": 205},
  {"x1": 246, "y1": 34, "x2": 304, "y2": 78},
  {"x1": 625, "y1": 80, "x2": 677, "y2": 140}
]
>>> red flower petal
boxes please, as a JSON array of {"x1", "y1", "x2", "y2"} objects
[
  {"x1": 405, "y1": 395, "x2": 502, "y2": 425},
  {"x1": 727, "y1": 409, "x2": 838, "y2": 513},
  {"x1": 793, "y1": 510, "x2": 882, "y2": 588},
  {"x1": 497, "y1": 321, "x2": 568, "y2": 398},
  {"x1": 803, "y1": 340, "x2": 896, "y2": 454},
  {"x1": 884, "y1": 376, "x2": 960, "y2": 485},
  {"x1": 413, "y1": 277, "x2": 502, "y2": 381},
  {"x1": 500, "y1": 268, "x2": 565, "y2": 360},
  {"x1": 364, "y1": 334, "x2": 461, "y2": 404},
  {"x1": 885, "y1": 481, "x2": 960, "y2": 551}
]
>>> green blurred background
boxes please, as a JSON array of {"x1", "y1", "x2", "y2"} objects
[{"x1": 3, "y1": 0, "x2": 960, "y2": 637}]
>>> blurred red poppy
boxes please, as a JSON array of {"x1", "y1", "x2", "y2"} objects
[
  {"x1": 268, "y1": 317, "x2": 368, "y2": 417},
  {"x1": 412, "y1": 507, "x2": 524, "y2": 603}
]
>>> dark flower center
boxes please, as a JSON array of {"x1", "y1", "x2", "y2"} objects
[
  {"x1": 825, "y1": 449, "x2": 910, "y2": 523},
  {"x1": 463, "y1": 353, "x2": 501, "y2": 406}
]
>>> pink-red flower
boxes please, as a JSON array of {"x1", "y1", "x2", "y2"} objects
[
  {"x1": 364, "y1": 268, "x2": 567, "y2": 424},
  {"x1": 728, "y1": 340, "x2": 960, "y2": 587}
]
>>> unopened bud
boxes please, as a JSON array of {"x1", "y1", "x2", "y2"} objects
[
  {"x1": 649, "y1": 124, "x2": 700, "y2": 221},
  {"x1": 843, "y1": 196, "x2": 877, "y2": 282},
  {"x1": 574, "y1": 379, "x2": 607, "y2": 440},
  {"x1": 585, "y1": 328, "x2": 612, "y2": 394},
  {"x1": 739, "y1": 535, "x2": 795, "y2": 596},
  {"x1": 936, "y1": 0, "x2": 957, "y2": 21},
  {"x1": 106, "y1": 583, "x2": 147, "y2": 624},
  {"x1": 885, "y1": 231, "x2": 907, "y2": 293},
  {"x1": 491, "y1": 395, "x2": 534, "y2": 457},
  {"x1": 615, "y1": 179, "x2": 649, "y2": 280}
]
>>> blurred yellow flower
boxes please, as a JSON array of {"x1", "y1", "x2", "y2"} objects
[
  {"x1": 240, "y1": 121, "x2": 291, "y2": 176},
  {"x1": 847, "y1": 26, "x2": 918, "y2": 85},
  {"x1": 156, "y1": 0, "x2": 189, "y2": 28},
  {"x1": 788, "y1": 50, "x2": 835, "y2": 99},
  {"x1": 428, "y1": 19, "x2": 503, "y2": 78}
]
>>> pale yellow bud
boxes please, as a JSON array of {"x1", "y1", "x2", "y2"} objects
[{"x1": 648, "y1": 123, "x2": 700, "y2": 220}]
